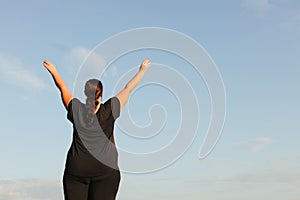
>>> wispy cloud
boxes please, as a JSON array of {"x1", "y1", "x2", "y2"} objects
[
  {"x1": 0, "y1": 53, "x2": 46, "y2": 89},
  {"x1": 64, "y1": 47, "x2": 120, "y2": 98},
  {"x1": 243, "y1": 0, "x2": 272, "y2": 17},
  {"x1": 0, "y1": 179, "x2": 62, "y2": 200},
  {"x1": 243, "y1": 0, "x2": 300, "y2": 25},
  {"x1": 234, "y1": 137, "x2": 272, "y2": 152},
  {"x1": 64, "y1": 46, "x2": 107, "y2": 77},
  {"x1": 181, "y1": 166, "x2": 300, "y2": 200},
  {"x1": 165, "y1": 155, "x2": 300, "y2": 200},
  {"x1": 2, "y1": 156, "x2": 297, "y2": 200},
  {"x1": 64, "y1": 46, "x2": 106, "y2": 98},
  {"x1": 121, "y1": 161, "x2": 300, "y2": 200}
]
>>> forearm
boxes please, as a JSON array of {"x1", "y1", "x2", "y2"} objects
[
  {"x1": 43, "y1": 60, "x2": 73, "y2": 109},
  {"x1": 124, "y1": 69, "x2": 146, "y2": 93},
  {"x1": 49, "y1": 69, "x2": 68, "y2": 92},
  {"x1": 115, "y1": 59, "x2": 150, "y2": 109}
]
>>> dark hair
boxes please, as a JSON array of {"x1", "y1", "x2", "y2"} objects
[{"x1": 84, "y1": 79, "x2": 103, "y2": 126}]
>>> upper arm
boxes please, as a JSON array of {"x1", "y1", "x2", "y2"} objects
[
  {"x1": 60, "y1": 86, "x2": 74, "y2": 110},
  {"x1": 115, "y1": 88, "x2": 130, "y2": 109}
]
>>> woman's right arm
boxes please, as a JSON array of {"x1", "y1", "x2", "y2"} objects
[
  {"x1": 43, "y1": 60, "x2": 74, "y2": 110},
  {"x1": 115, "y1": 59, "x2": 150, "y2": 109}
]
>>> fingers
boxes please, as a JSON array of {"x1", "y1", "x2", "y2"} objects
[
  {"x1": 140, "y1": 59, "x2": 150, "y2": 72},
  {"x1": 142, "y1": 59, "x2": 150, "y2": 66},
  {"x1": 43, "y1": 60, "x2": 53, "y2": 68},
  {"x1": 43, "y1": 60, "x2": 49, "y2": 66}
]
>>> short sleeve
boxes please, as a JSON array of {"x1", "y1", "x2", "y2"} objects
[
  {"x1": 67, "y1": 98, "x2": 77, "y2": 123},
  {"x1": 102, "y1": 97, "x2": 120, "y2": 120},
  {"x1": 111, "y1": 97, "x2": 121, "y2": 120}
]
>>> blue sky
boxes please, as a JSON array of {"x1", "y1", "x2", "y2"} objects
[{"x1": 0, "y1": 0, "x2": 299, "y2": 199}]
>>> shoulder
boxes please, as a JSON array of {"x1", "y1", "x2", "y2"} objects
[
  {"x1": 66, "y1": 98, "x2": 85, "y2": 122},
  {"x1": 103, "y1": 97, "x2": 120, "y2": 109},
  {"x1": 101, "y1": 97, "x2": 121, "y2": 119},
  {"x1": 67, "y1": 98, "x2": 84, "y2": 111},
  {"x1": 110, "y1": 97, "x2": 121, "y2": 107}
]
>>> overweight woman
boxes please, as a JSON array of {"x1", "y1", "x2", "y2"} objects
[{"x1": 43, "y1": 59, "x2": 150, "y2": 200}]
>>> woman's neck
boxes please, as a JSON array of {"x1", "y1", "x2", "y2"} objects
[{"x1": 93, "y1": 99, "x2": 101, "y2": 114}]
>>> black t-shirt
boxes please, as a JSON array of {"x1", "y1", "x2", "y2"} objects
[{"x1": 64, "y1": 97, "x2": 120, "y2": 177}]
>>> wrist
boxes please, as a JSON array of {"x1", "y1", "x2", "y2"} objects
[
  {"x1": 139, "y1": 66, "x2": 148, "y2": 73},
  {"x1": 49, "y1": 68, "x2": 58, "y2": 74},
  {"x1": 139, "y1": 68, "x2": 147, "y2": 74}
]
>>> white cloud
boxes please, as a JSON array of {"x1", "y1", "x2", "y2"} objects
[
  {"x1": 2, "y1": 156, "x2": 297, "y2": 200},
  {"x1": 119, "y1": 165, "x2": 300, "y2": 200},
  {"x1": 64, "y1": 47, "x2": 121, "y2": 99},
  {"x1": 243, "y1": 0, "x2": 300, "y2": 25},
  {"x1": 243, "y1": 0, "x2": 272, "y2": 17},
  {"x1": 234, "y1": 137, "x2": 272, "y2": 152},
  {"x1": 0, "y1": 53, "x2": 46, "y2": 89},
  {"x1": 0, "y1": 179, "x2": 63, "y2": 200},
  {"x1": 64, "y1": 47, "x2": 107, "y2": 77},
  {"x1": 161, "y1": 156, "x2": 300, "y2": 200}
]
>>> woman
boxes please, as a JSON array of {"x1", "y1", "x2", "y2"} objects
[{"x1": 43, "y1": 59, "x2": 150, "y2": 200}]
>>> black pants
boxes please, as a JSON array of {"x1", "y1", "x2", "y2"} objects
[{"x1": 63, "y1": 170, "x2": 121, "y2": 200}]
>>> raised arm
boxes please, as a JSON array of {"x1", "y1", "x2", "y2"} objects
[
  {"x1": 115, "y1": 59, "x2": 150, "y2": 109},
  {"x1": 43, "y1": 60, "x2": 74, "y2": 110}
]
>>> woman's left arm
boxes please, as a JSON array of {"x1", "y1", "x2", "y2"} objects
[{"x1": 43, "y1": 60, "x2": 74, "y2": 110}]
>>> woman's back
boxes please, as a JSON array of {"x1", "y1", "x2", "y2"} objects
[{"x1": 64, "y1": 97, "x2": 121, "y2": 177}]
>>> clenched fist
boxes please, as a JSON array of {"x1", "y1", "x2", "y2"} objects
[{"x1": 140, "y1": 59, "x2": 150, "y2": 72}]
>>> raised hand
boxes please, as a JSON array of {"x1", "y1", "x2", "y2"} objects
[
  {"x1": 42, "y1": 59, "x2": 73, "y2": 109},
  {"x1": 139, "y1": 59, "x2": 150, "y2": 72},
  {"x1": 116, "y1": 59, "x2": 150, "y2": 109},
  {"x1": 43, "y1": 60, "x2": 57, "y2": 73}
]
